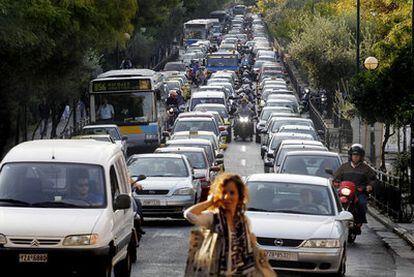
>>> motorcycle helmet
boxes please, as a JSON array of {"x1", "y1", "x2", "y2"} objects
[{"x1": 348, "y1": 143, "x2": 365, "y2": 158}]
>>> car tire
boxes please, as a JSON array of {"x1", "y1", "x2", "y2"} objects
[
  {"x1": 114, "y1": 247, "x2": 132, "y2": 277},
  {"x1": 129, "y1": 236, "x2": 137, "y2": 263}
]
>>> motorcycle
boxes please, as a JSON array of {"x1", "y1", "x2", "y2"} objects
[
  {"x1": 234, "y1": 110, "x2": 255, "y2": 141},
  {"x1": 337, "y1": 181, "x2": 363, "y2": 243},
  {"x1": 166, "y1": 105, "x2": 179, "y2": 129}
]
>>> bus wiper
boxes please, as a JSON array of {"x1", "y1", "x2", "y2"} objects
[
  {"x1": 248, "y1": 207, "x2": 272, "y2": 212},
  {"x1": 0, "y1": 198, "x2": 31, "y2": 206},
  {"x1": 32, "y1": 201, "x2": 83, "y2": 208}
]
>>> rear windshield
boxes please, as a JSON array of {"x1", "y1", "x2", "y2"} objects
[
  {"x1": 191, "y1": 98, "x2": 225, "y2": 110},
  {"x1": 128, "y1": 157, "x2": 188, "y2": 177}
]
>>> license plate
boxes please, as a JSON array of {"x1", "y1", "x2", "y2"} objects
[
  {"x1": 19, "y1": 254, "x2": 48, "y2": 263},
  {"x1": 265, "y1": 251, "x2": 298, "y2": 261},
  {"x1": 142, "y1": 199, "x2": 160, "y2": 206}
]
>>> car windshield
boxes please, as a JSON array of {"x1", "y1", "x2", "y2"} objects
[
  {"x1": 194, "y1": 106, "x2": 228, "y2": 118},
  {"x1": 83, "y1": 127, "x2": 121, "y2": 140},
  {"x1": 272, "y1": 121, "x2": 312, "y2": 132},
  {"x1": 164, "y1": 63, "x2": 186, "y2": 71},
  {"x1": 128, "y1": 157, "x2": 188, "y2": 177},
  {"x1": 191, "y1": 98, "x2": 225, "y2": 110},
  {"x1": 276, "y1": 147, "x2": 325, "y2": 166},
  {"x1": 173, "y1": 135, "x2": 217, "y2": 149},
  {"x1": 280, "y1": 155, "x2": 341, "y2": 178},
  {"x1": 167, "y1": 144, "x2": 214, "y2": 164},
  {"x1": 247, "y1": 182, "x2": 334, "y2": 216},
  {"x1": 0, "y1": 163, "x2": 106, "y2": 208},
  {"x1": 173, "y1": 120, "x2": 217, "y2": 135},
  {"x1": 279, "y1": 129, "x2": 317, "y2": 139},
  {"x1": 176, "y1": 152, "x2": 207, "y2": 169}
]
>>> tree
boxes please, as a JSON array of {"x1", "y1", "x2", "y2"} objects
[
  {"x1": 350, "y1": 45, "x2": 414, "y2": 170},
  {"x1": 288, "y1": 15, "x2": 355, "y2": 117},
  {"x1": 0, "y1": 0, "x2": 137, "y2": 156}
]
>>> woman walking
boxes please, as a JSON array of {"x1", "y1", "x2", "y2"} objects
[{"x1": 184, "y1": 173, "x2": 275, "y2": 276}]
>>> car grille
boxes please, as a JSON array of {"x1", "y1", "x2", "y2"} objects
[
  {"x1": 9, "y1": 238, "x2": 61, "y2": 246},
  {"x1": 269, "y1": 260, "x2": 317, "y2": 270},
  {"x1": 136, "y1": 190, "x2": 169, "y2": 195},
  {"x1": 143, "y1": 206, "x2": 184, "y2": 214},
  {"x1": 257, "y1": 237, "x2": 303, "y2": 247}
]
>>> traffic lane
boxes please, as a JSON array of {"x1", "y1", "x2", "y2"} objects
[
  {"x1": 131, "y1": 219, "x2": 191, "y2": 277},
  {"x1": 225, "y1": 141, "x2": 397, "y2": 277}
]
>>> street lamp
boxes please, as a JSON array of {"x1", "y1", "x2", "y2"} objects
[
  {"x1": 364, "y1": 56, "x2": 379, "y2": 164},
  {"x1": 364, "y1": 56, "x2": 379, "y2": 70}
]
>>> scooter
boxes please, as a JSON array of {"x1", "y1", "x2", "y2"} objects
[{"x1": 337, "y1": 181, "x2": 363, "y2": 243}]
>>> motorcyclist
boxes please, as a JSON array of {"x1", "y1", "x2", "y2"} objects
[
  {"x1": 333, "y1": 144, "x2": 377, "y2": 232},
  {"x1": 166, "y1": 90, "x2": 179, "y2": 107}
]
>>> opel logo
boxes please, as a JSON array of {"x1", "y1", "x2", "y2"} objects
[
  {"x1": 30, "y1": 239, "x2": 40, "y2": 247},
  {"x1": 274, "y1": 239, "x2": 284, "y2": 246},
  {"x1": 148, "y1": 190, "x2": 156, "y2": 194}
]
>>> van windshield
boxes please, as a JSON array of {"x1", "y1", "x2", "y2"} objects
[{"x1": 0, "y1": 163, "x2": 106, "y2": 208}]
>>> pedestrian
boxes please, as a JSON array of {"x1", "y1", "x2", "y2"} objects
[
  {"x1": 38, "y1": 98, "x2": 50, "y2": 139},
  {"x1": 184, "y1": 173, "x2": 275, "y2": 277}
]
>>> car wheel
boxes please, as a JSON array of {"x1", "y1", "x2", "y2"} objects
[
  {"x1": 129, "y1": 235, "x2": 137, "y2": 263},
  {"x1": 114, "y1": 247, "x2": 132, "y2": 277},
  {"x1": 328, "y1": 248, "x2": 346, "y2": 277}
]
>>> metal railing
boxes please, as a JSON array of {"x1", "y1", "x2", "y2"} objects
[{"x1": 370, "y1": 169, "x2": 413, "y2": 222}]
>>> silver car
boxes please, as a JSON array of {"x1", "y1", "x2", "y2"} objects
[
  {"x1": 246, "y1": 174, "x2": 353, "y2": 275},
  {"x1": 127, "y1": 153, "x2": 202, "y2": 217}
]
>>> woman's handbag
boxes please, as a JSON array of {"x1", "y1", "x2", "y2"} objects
[
  {"x1": 184, "y1": 228, "x2": 221, "y2": 277},
  {"x1": 252, "y1": 244, "x2": 277, "y2": 277}
]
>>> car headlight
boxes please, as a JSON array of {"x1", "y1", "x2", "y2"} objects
[
  {"x1": 260, "y1": 100, "x2": 265, "y2": 107},
  {"x1": 173, "y1": 188, "x2": 194, "y2": 195},
  {"x1": 340, "y1": 188, "x2": 351, "y2": 196},
  {"x1": 240, "y1": 117, "x2": 249, "y2": 122},
  {"x1": 0, "y1": 234, "x2": 7, "y2": 245},
  {"x1": 302, "y1": 239, "x2": 340, "y2": 248},
  {"x1": 63, "y1": 234, "x2": 99, "y2": 246}
]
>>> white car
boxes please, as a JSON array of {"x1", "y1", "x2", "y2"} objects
[
  {"x1": 82, "y1": 124, "x2": 128, "y2": 156},
  {"x1": 0, "y1": 140, "x2": 135, "y2": 275},
  {"x1": 246, "y1": 174, "x2": 353, "y2": 276},
  {"x1": 127, "y1": 153, "x2": 202, "y2": 218}
]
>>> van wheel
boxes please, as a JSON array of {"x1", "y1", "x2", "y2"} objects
[{"x1": 114, "y1": 249, "x2": 132, "y2": 277}]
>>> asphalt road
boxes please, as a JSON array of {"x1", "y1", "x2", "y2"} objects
[{"x1": 131, "y1": 139, "x2": 401, "y2": 277}]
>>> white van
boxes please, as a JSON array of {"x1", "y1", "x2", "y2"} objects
[{"x1": 0, "y1": 140, "x2": 136, "y2": 276}]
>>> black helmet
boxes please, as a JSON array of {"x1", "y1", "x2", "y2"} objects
[{"x1": 348, "y1": 143, "x2": 365, "y2": 157}]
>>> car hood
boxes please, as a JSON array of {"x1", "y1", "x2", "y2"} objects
[
  {"x1": 138, "y1": 177, "x2": 191, "y2": 190},
  {"x1": 0, "y1": 207, "x2": 104, "y2": 237},
  {"x1": 247, "y1": 212, "x2": 337, "y2": 240}
]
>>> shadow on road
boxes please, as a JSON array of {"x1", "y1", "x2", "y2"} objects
[{"x1": 143, "y1": 218, "x2": 193, "y2": 227}]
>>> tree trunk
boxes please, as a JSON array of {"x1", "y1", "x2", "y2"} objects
[
  {"x1": 380, "y1": 123, "x2": 395, "y2": 172},
  {"x1": 50, "y1": 103, "x2": 64, "y2": 139}
]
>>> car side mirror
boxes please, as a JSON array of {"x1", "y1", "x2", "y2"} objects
[
  {"x1": 122, "y1": 136, "x2": 128, "y2": 141},
  {"x1": 193, "y1": 171, "x2": 205, "y2": 179},
  {"x1": 216, "y1": 153, "x2": 224, "y2": 159},
  {"x1": 325, "y1": 168, "x2": 334, "y2": 176},
  {"x1": 113, "y1": 194, "x2": 131, "y2": 210},
  {"x1": 266, "y1": 152, "x2": 274, "y2": 158},
  {"x1": 336, "y1": 211, "x2": 353, "y2": 222}
]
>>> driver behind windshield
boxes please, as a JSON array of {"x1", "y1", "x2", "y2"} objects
[{"x1": 70, "y1": 171, "x2": 103, "y2": 205}]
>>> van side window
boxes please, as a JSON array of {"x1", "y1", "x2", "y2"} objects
[
  {"x1": 110, "y1": 166, "x2": 120, "y2": 203},
  {"x1": 115, "y1": 158, "x2": 129, "y2": 193}
]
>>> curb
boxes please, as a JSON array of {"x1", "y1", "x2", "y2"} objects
[{"x1": 368, "y1": 205, "x2": 414, "y2": 248}]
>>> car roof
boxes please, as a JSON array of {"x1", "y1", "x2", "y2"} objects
[
  {"x1": 2, "y1": 140, "x2": 121, "y2": 165},
  {"x1": 271, "y1": 132, "x2": 314, "y2": 139},
  {"x1": 271, "y1": 117, "x2": 313, "y2": 123},
  {"x1": 192, "y1": 91, "x2": 225, "y2": 97},
  {"x1": 266, "y1": 99, "x2": 296, "y2": 103},
  {"x1": 129, "y1": 153, "x2": 185, "y2": 159},
  {"x1": 166, "y1": 138, "x2": 213, "y2": 146},
  {"x1": 280, "y1": 139, "x2": 323, "y2": 146},
  {"x1": 285, "y1": 151, "x2": 340, "y2": 157},
  {"x1": 246, "y1": 173, "x2": 330, "y2": 186},
  {"x1": 172, "y1": 131, "x2": 216, "y2": 137},
  {"x1": 194, "y1": 103, "x2": 226, "y2": 109},
  {"x1": 280, "y1": 144, "x2": 326, "y2": 150},
  {"x1": 176, "y1": 117, "x2": 213, "y2": 122},
  {"x1": 279, "y1": 125, "x2": 315, "y2": 130},
  {"x1": 178, "y1": 112, "x2": 215, "y2": 118},
  {"x1": 155, "y1": 146, "x2": 206, "y2": 154},
  {"x1": 83, "y1": 124, "x2": 118, "y2": 129}
]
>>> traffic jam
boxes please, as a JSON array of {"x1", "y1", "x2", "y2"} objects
[{"x1": 1, "y1": 4, "x2": 363, "y2": 277}]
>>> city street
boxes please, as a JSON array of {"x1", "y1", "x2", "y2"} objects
[{"x1": 132, "y1": 140, "x2": 400, "y2": 277}]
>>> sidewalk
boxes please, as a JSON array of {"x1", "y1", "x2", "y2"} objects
[{"x1": 368, "y1": 205, "x2": 414, "y2": 263}]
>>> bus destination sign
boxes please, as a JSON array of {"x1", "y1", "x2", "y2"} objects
[{"x1": 92, "y1": 79, "x2": 151, "y2": 93}]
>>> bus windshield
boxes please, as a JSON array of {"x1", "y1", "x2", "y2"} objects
[
  {"x1": 184, "y1": 28, "x2": 206, "y2": 40},
  {"x1": 95, "y1": 92, "x2": 155, "y2": 124}
]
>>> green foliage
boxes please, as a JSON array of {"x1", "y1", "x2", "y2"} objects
[{"x1": 288, "y1": 15, "x2": 355, "y2": 91}]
